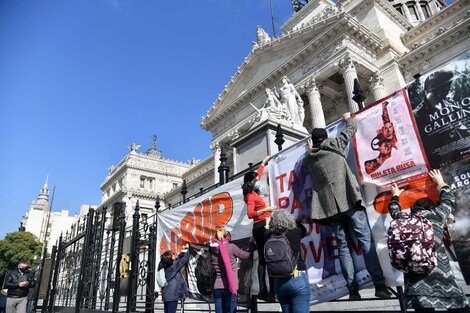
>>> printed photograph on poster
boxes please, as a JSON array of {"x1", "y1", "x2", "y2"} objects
[
  {"x1": 407, "y1": 50, "x2": 470, "y2": 168},
  {"x1": 441, "y1": 158, "x2": 470, "y2": 285},
  {"x1": 353, "y1": 89, "x2": 429, "y2": 186}
]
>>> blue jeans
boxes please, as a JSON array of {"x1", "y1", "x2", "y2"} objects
[
  {"x1": 213, "y1": 289, "x2": 237, "y2": 313},
  {"x1": 273, "y1": 272, "x2": 311, "y2": 313},
  {"x1": 330, "y1": 208, "x2": 385, "y2": 291},
  {"x1": 163, "y1": 300, "x2": 178, "y2": 313}
]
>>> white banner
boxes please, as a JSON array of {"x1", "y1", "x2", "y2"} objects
[{"x1": 353, "y1": 89, "x2": 429, "y2": 186}]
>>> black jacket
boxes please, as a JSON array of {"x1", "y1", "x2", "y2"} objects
[{"x1": 4, "y1": 269, "x2": 36, "y2": 298}]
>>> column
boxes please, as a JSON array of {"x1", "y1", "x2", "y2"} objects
[
  {"x1": 402, "y1": 3, "x2": 413, "y2": 23},
  {"x1": 415, "y1": 0, "x2": 426, "y2": 21},
  {"x1": 211, "y1": 142, "x2": 221, "y2": 184},
  {"x1": 305, "y1": 77, "x2": 326, "y2": 128},
  {"x1": 369, "y1": 72, "x2": 387, "y2": 102},
  {"x1": 340, "y1": 55, "x2": 360, "y2": 113}
]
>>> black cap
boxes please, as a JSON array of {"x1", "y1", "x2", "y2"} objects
[
  {"x1": 311, "y1": 128, "x2": 327, "y2": 146},
  {"x1": 243, "y1": 171, "x2": 257, "y2": 183}
]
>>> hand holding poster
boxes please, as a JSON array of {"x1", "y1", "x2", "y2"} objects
[{"x1": 353, "y1": 89, "x2": 429, "y2": 186}]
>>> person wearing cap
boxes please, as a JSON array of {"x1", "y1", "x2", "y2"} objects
[
  {"x1": 302, "y1": 112, "x2": 391, "y2": 300},
  {"x1": 4, "y1": 261, "x2": 35, "y2": 313},
  {"x1": 242, "y1": 156, "x2": 276, "y2": 302}
]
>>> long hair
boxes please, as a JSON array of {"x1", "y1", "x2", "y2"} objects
[
  {"x1": 242, "y1": 171, "x2": 258, "y2": 197},
  {"x1": 215, "y1": 225, "x2": 231, "y2": 240},
  {"x1": 269, "y1": 209, "x2": 296, "y2": 234}
]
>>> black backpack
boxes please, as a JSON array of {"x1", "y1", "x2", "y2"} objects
[
  {"x1": 194, "y1": 249, "x2": 216, "y2": 296},
  {"x1": 264, "y1": 233, "x2": 297, "y2": 277}
]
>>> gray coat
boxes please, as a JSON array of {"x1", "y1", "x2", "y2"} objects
[{"x1": 303, "y1": 118, "x2": 363, "y2": 221}]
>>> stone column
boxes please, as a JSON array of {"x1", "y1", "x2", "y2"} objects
[
  {"x1": 415, "y1": 0, "x2": 426, "y2": 21},
  {"x1": 211, "y1": 142, "x2": 221, "y2": 184},
  {"x1": 304, "y1": 77, "x2": 326, "y2": 128},
  {"x1": 369, "y1": 72, "x2": 387, "y2": 102},
  {"x1": 402, "y1": 3, "x2": 413, "y2": 23},
  {"x1": 340, "y1": 55, "x2": 360, "y2": 113}
]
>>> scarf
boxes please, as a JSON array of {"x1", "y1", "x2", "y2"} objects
[{"x1": 214, "y1": 238, "x2": 237, "y2": 295}]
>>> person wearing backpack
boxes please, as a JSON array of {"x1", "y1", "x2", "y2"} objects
[
  {"x1": 210, "y1": 225, "x2": 254, "y2": 313},
  {"x1": 389, "y1": 169, "x2": 470, "y2": 313},
  {"x1": 301, "y1": 112, "x2": 391, "y2": 300},
  {"x1": 158, "y1": 245, "x2": 190, "y2": 313},
  {"x1": 266, "y1": 209, "x2": 310, "y2": 313},
  {"x1": 242, "y1": 155, "x2": 276, "y2": 302}
]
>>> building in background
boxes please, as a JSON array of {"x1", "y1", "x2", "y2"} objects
[{"x1": 21, "y1": 177, "x2": 94, "y2": 252}]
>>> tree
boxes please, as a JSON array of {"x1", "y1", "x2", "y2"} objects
[{"x1": 0, "y1": 231, "x2": 43, "y2": 279}]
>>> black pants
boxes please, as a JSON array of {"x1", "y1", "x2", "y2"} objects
[{"x1": 252, "y1": 219, "x2": 274, "y2": 297}]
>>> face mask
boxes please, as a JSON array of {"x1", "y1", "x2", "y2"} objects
[{"x1": 254, "y1": 181, "x2": 261, "y2": 190}]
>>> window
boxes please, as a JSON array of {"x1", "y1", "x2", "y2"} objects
[
  {"x1": 394, "y1": 4, "x2": 403, "y2": 15},
  {"x1": 141, "y1": 213, "x2": 148, "y2": 224},
  {"x1": 421, "y1": 2, "x2": 430, "y2": 19},
  {"x1": 173, "y1": 183, "x2": 178, "y2": 189},
  {"x1": 408, "y1": 4, "x2": 419, "y2": 21},
  {"x1": 140, "y1": 176, "x2": 145, "y2": 188}
]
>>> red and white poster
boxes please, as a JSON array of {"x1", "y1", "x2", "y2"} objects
[{"x1": 353, "y1": 89, "x2": 429, "y2": 186}]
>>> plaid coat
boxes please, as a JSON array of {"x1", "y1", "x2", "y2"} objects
[{"x1": 303, "y1": 118, "x2": 363, "y2": 221}]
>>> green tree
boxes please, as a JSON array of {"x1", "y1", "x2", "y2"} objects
[{"x1": 0, "y1": 231, "x2": 43, "y2": 279}]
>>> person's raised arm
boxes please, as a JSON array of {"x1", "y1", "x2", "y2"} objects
[
  {"x1": 429, "y1": 169, "x2": 455, "y2": 223},
  {"x1": 388, "y1": 183, "x2": 406, "y2": 219},
  {"x1": 330, "y1": 112, "x2": 357, "y2": 151}
]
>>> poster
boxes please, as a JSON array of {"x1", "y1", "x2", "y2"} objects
[
  {"x1": 353, "y1": 89, "x2": 429, "y2": 186},
  {"x1": 407, "y1": 50, "x2": 470, "y2": 168}
]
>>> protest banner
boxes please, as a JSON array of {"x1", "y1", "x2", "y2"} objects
[
  {"x1": 353, "y1": 89, "x2": 429, "y2": 186},
  {"x1": 407, "y1": 50, "x2": 470, "y2": 168}
]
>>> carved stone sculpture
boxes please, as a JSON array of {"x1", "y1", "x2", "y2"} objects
[{"x1": 273, "y1": 76, "x2": 305, "y2": 126}]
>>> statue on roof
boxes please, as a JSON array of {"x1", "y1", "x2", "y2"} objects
[
  {"x1": 292, "y1": 0, "x2": 309, "y2": 12},
  {"x1": 146, "y1": 134, "x2": 162, "y2": 157},
  {"x1": 256, "y1": 26, "x2": 271, "y2": 45},
  {"x1": 251, "y1": 88, "x2": 291, "y2": 125},
  {"x1": 128, "y1": 143, "x2": 141, "y2": 154}
]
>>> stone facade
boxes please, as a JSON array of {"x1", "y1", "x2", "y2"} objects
[
  {"x1": 21, "y1": 177, "x2": 91, "y2": 252},
  {"x1": 98, "y1": 138, "x2": 194, "y2": 219},
  {"x1": 197, "y1": 0, "x2": 468, "y2": 195}
]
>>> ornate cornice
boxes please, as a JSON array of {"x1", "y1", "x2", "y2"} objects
[
  {"x1": 346, "y1": 0, "x2": 412, "y2": 30},
  {"x1": 399, "y1": 15, "x2": 470, "y2": 81},
  {"x1": 401, "y1": 0, "x2": 470, "y2": 47},
  {"x1": 201, "y1": 12, "x2": 382, "y2": 132}
]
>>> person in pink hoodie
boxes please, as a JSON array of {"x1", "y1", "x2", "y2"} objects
[{"x1": 210, "y1": 225, "x2": 254, "y2": 313}]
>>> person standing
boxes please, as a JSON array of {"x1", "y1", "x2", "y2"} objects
[
  {"x1": 210, "y1": 225, "x2": 254, "y2": 313},
  {"x1": 389, "y1": 170, "x2": 470, "y2": 313},
  {"x1": 242, "y1": 155, "x2": 275, "y2": 302},
  {"x1": 268, "y1": 209, "x2": 310, "y2": 313},
  {"x1": 301, "y1": 112, "x2": 391, "y2": 300},
  {"x1": 158, "y1": 246, "x2": 189, "y2": 313},
  {"x1": 4, "y1": 261, "x2": 35, "y2": 313}
]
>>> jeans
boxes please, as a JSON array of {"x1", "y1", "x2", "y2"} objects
[
  {"x1": 273, "y1": 272, "x2": 311, "y2": 313},
  {"x1": 213, "y1": 289, "x2": 237, "y2": 313},
  {"x1": 330, "y1": 208, "x2": 385, "y2": 291},
  {"x1": 163, "y1": 300, "x2": 178, "y2": 313}
]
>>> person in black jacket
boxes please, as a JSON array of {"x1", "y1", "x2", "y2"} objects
[
  {"x1": 4, "y1": 261, "x2": 35, "y2": 313},
  {"x1": 158, "y1": 246, "x2": 189, "y2": 313}
]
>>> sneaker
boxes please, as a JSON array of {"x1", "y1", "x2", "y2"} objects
[
  {"x1": 375, "y1": 284, "x2": 392, "y2": 298},
  {"x1": 349, "y1": 288, "x2": 361, "y2": 301}
]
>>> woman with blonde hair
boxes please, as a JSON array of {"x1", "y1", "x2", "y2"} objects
[{"x1": 210, "y1": 225, "x2": 254, "y2": 313}]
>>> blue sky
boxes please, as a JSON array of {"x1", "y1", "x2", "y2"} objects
[
  {"x1": 0, "y1": 0, "x2": 296, "y2": 238},
  {"x1": 0, "y1": 0, "x2": 455, "y2": 239}
]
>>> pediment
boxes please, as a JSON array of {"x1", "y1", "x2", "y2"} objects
[{"x1": 201, "y1": 15, "x2": 346, "y2": 130}]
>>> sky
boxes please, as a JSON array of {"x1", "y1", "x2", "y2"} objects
[
  {"x1": 0, "y1": 0, "x2": 297, "y2": 238},
  {"x1": 0, "y1": 0, "x2": 455, "y2": 239}
]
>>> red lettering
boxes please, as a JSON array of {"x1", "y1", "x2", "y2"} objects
[
  {"x1": 210, "y1": 193, "x2": 233, "y2": 234},
  {"x1": 278, "y1": 196, "x2": 289, "y2": 209},
  {"x1": 309, "y1": 240, "x2": 323, "y2": 263},
  {"x1": 287, "y1": 170, "x2": 295, "y2": 192},
  {"x1": 290, "y1": 194, "x2": 301, "y2": 214},
  {"x1": 180, "y1": 212, "x2": 196, "y2": 243},
  {"x1": 276, "y1": 173, "x2": 287, "y2": 193}
]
